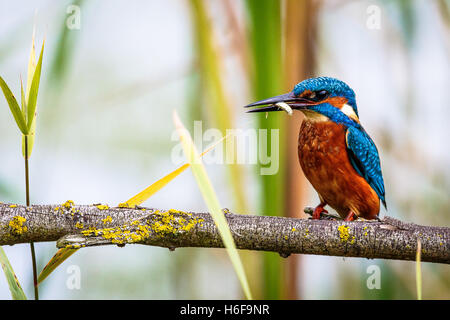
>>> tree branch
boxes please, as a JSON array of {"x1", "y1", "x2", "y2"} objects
[{"x1": 0, "y1": 202, "x2": 448, "y2": 264}]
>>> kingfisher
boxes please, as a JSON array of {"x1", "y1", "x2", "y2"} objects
[{"x1": 245, "y1": 77, "x2": 386, "y2": 221}]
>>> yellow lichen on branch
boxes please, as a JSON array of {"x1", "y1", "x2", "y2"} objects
[
  {"x1": 118, "y1": 202, "x2": 131, "y2": 208},
  {"x1": 9, "y1": 216, "x2": 27, "y2": 235},
  {"x1": 76, "y1": 210, "x2": 204, "y2": 246},
  {"x1": 62, "y1": 200, "x2": 74, "y2": 209},
  {"x1": 101, "y1": 216, "x2": 112, "y2": 225},
  {"x1": 75, "y1": 222, "x2": 84, "y2": 229},
  {"x1": 337, "y1": 224, "x2": 356, "y2": 244},
  {"x1": 338, "y1": 224, "x2": 350, "y2": 242}
]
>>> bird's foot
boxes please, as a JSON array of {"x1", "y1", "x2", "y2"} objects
[
  {"x1": 312, "y1": 203, "x2": 328, "y2": 220},
  {"x1": 344, "y1": 211, "x2": 358, "y2": 221}
]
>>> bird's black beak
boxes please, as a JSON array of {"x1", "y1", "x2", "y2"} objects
[{"x1": 244, "y1": 92, "x2": 314, "y2": 113}]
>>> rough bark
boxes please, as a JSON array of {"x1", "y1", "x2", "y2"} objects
[{"x1": 0, "y1": 202, "x2": 448, "y2": 264}]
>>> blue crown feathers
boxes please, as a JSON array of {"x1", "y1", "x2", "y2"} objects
[{"x1": 293, "y1": 77, "x2": 358, "y2": 117}]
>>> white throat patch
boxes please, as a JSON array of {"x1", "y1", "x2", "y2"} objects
[
  {"x1": 340, "y1": 104, "x2": 359, "y2": 122},
  {"x1": 301, "y1": 103, "x2": 359, "y2": 123}
]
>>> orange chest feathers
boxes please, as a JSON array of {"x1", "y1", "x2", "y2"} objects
[{"x1": 298, "y1": 120, "x2": 380, "y2": 219}]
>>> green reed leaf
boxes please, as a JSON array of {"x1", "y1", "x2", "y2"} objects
[
  {"x1": 26, "y1": 41, "x2": 44, "y2": 131},
  {"x1": 173, "y1": 110, "x2": 252, "y2": 300},
  {"x1": 37, "y1": 248, "x2": 78, "y2": 286},
  {"x1": 0, "y1": 246, "x2": 27, "y2": 300},
  {"x1": 0, "y1": 76, "x2": 28, "y2": 134}
]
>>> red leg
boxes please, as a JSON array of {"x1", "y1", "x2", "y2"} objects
[
  {"x1": 312, "y1": 202, "x2": 328, "y2": 220},
  {"x1": 344, "y1": 211, "x2": 357, "y2": 221}
]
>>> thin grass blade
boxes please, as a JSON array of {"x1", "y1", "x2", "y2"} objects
[
  {"x1": 0, "y1": 246, "x2": 27, "y2": 300},
  {"x1": 26, "y1": 27, "x2": 37, "y2": 102},
  {"x1": 26, "y1": 41, "x2": 44, "y2": 131},
  {"x1": 37, "y1": 248, "x2": 77, "y2": 286},
  {"x1": 22, "y1": 30, "x2": 38, "y2": 158},
  {"x1": 173, "y1": 110, "x2": 252, "y2": 300},
  {"x1": 21, "y1": 80, "x2": 28, "y2": 158},
  {"x1": 20, "y1": 77, "x2": 26, "y2": 113},
  {"x1": 122, "y1": 134, "x2": 229, "y2": 208},
  {"x1": 0, "y1": 76, "x2": 28, "y2": 134},
  {"x1": 20, "y1": 78, "x2": 36, "y2": 159},
  {"x1": 120, "y1": 164, "x2": 190, "y2": 208}
]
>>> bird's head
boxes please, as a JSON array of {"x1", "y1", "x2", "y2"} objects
[{"x1": 245, "y1": 77, "x2": 360, "y2": 123}]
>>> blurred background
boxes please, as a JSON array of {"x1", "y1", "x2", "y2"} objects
[{"x1": 0, "y1": 0, "x2": 449, "y2": 299}]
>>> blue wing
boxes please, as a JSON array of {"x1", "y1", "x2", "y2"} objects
[{"x1": 345, "y1": 126, "x2": 386, "y2": 208}]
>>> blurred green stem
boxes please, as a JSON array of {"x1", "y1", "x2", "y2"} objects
[
  {"x1": 24, "y1": 136, "x2": 38, "y2": 300},
  {"x1": 189, "y1": 0, "x2": 248, "y2": 213},
  {"x1": 189, "y1": 0, "x2": 261, "y2": 298},
  {"x1": 246, "y1": 0, "x2": 285, "y2": 299}
]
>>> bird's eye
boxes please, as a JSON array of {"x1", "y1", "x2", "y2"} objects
[{"x1": 314, "y1": 90, "x2": 329, "y2": 101}]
